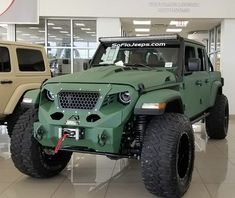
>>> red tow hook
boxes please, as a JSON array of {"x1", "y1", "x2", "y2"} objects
[{"x1": 54, "y1": 133, "x2": 69, "y2": 154}]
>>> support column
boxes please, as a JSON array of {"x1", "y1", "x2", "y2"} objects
[
  {"x1": 7, "y1": 24, "x2": 15, "y2": 41},
  {"x1": 221, "y1": 19, "x2": 235, "y2": 114},
  {"x1": 96, "y1": 18, "x2": 121, "y2": 41}
]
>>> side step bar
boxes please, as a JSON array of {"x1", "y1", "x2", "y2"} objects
[{"x1": 190, "y1": 112, "x2": 210, "y2": 125}]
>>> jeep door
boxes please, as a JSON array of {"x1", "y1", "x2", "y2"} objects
[
  {"x1": 0, "y1": 45, "x2": 16, "y2": 117},
  {"x1": 181, "y1": 44, "x2": 211, "y2": 119}
]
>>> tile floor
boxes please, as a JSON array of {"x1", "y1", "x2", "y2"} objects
[{"x1": 0, "y1": 119, "x2": 235, "y2": 198}]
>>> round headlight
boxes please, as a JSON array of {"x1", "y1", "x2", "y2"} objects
[
  {"x1": 119, "y1": 91, "x2": 131, "y2": 104},
  {"x1": 46, "y1": 90, "x2": 55, "y2": 101}
]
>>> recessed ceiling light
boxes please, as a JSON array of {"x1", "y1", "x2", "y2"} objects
[
  {"x1": 74, "y1": 36, "x2": 80, "y2": 38},
  {"x1": 52, "y1": 27, "x2": 63, "y2": 30},
  {"x1": 38, "y1": 30, "x2": 45, "y2": 33},
  {"x1": 29, "y1": 27, "x2": 39, "y2": 30},
  {"x1": 22, "y1": 33, "x2": 31, "y2": 36},
  {"x1": 48, "y1": 23, "x2": 55, "y2": 26},
  {"x1": 133, "y1": 20, "x2": 151, "y2": 25},
  {"x1": 135, "y1": 28, "x2": 150, "y2": 32},
  {"x1": 16, "y1": 30, "x2": 22, "y2": 33},
  {"x1": 86, "y1": 31, "x2": 96, "y2": 34},
  {"x1": 91, "y1": 34, "x2": 96, "y2": 37},
  {"x1": 76, "y1": 23, "x2": 85, "y2": 26},
  {"x1": 81, "y1": 28, "x2": 91, "y2": 31},
  {"x1": 17, "y1": 38, "x2": 24, "y2": 41},
  {"x1": 136, "y1": 34, "x2": 150, "y2": 36},
  {"x1": 76, "y1": 38, "x2": 84, "y2": 41},
  {"x1": 49, "y1": 35, "x2": 56, "y2": 38},
  {"x1": 60, "y1": 31, "x2": 69, "y2": 34},
  {"x1": 55, "y1": 38, "x2": 63, "y2": 40},
  {"x1": 169, "y1": 21, "x2": 189, "y2": 27},
  {"x1": 166, "y1": 28, "x2": 182, "y2": 33}
]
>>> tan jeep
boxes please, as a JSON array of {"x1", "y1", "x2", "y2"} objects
[{"x1": 0, "y1": 40, "x2": 51, "y2": 136}]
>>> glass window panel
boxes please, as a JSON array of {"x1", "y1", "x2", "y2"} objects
[
  {"x1": 209, "y1": 29, "x2": 215, "y2": 53},
  {"x1": 47, "y1": 19, "x2": 71, "y2": 47},
  {"x1": 73, "y1": 20, "x2": 96, "y2": 47},
  {"x1": 215, "y1": 52, "x2": 220, "y2": 71},
  {"x1": 16, "y1": 20, "x2": 45, "y2": 45},
  {"x1": 48, "y1": 48, "x2": 71, "y2": 76},
  {"x1": 0, "y1": 24, "x2": 8, "y2": 40},
  {"x1": 73, "y1": 49, "x2": 90, "y2": 73},
  {"x1": 89, "y1": 49, "x2": 96, "y2": 59},
  {"x1": 17, "y1": 49, "x2": 45, "y2": 71},
  {"x1": 0, "y1": 47, "x2": 11, "y2": 72}
]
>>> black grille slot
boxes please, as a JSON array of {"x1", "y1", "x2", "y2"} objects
[
  {"x1": 58, "y1": 91, "x2": 99, "y2": 110},
  {"x1": 102, "y1": 94, "x2": 116, "y2": 107}
]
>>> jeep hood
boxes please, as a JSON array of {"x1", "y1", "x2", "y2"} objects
[{"x1": 47, "y1": 66, "x2": 176, "y2": 90}]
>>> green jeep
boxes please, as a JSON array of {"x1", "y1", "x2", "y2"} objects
[{"x1": 10, "y1": 35, "x2": 229, "y2": 198}]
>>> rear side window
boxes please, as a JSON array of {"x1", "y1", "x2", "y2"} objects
[
  {"x1": 17, "y1": 48, "x2": 45, "y2": 72},
  {"x1": 0, "y1": 47, "x2": 11, "y2": 72},
  {"x1": 185, "y1": 46, "x2": 196, "y2": 71}
]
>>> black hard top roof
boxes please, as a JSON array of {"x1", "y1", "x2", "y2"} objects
[{"x1": 99, "y1": 34, "x2": 205, "y2": 47}]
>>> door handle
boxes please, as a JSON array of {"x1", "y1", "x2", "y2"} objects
[
  {"x1": 0, "y1": 80, "x2": 13, "y2": 84},
  {"x1": 205, "y1": 79, "x2": 209, "y2": 83},
  {"x1": 195, "y1": 80, "x2": 203, "y2": 86}
]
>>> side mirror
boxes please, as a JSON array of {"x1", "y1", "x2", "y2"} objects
[
  {"x1": 188, "y1": 58, "x2": 201, "y2": 72},
  {"x1": 83, "y1": 62, "x2": 88, "y2": 70}
]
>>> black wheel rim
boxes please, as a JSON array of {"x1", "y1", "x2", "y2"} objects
[{"x1": 177, "y1": 133, "x2": 191, "y2": 179}]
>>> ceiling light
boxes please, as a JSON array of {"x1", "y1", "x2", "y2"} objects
[
  {"x1": 52, "y1": 27, "x2": 63, "y2": 30},
  {"x1": 49, "y1": 35, "x2": 56, "y2": 38},
  {"x1": 136, "y1": 34, "x2": 150, "y2": 36},
  {"x1": 16, "y1": 30, "x2": 22, "y2": 33},
  {"x1": 135, "y1": 28, "x2": 150, "y2": 32},
  {"x1": 55, "y1": 38, "x2": 63, "y2": 40},
  {"x1": 74, "y1": 36, "x2": 80, "y2": 38},
  {"x1": 81, "y1": 28, "x2": 91, "y2": 31},
  {"x1": 76, "y1": 23, "x2": 85, "y2": 26},
  {"x1": 48, "y1": 23, "x2": 55, "y2": 26},
  {"x1": 22, "y1": 33, "x2": 31, "y2": 36},
  {"x1": 86, "y1": 31, "x2": 96, "y2": 34},
  {"x1": 169, "y1": 21, "x2": 189, "y2": 27},
  {"x1": 38, "y1": 30, "x2": 45, "y2": 33},
  {"x1": 76, "y1": 38, "x2": 84, "y2": 41},
  {"x1": 29, "y1": 27, "x2": 39, "y2": 30},
  {"x1": 133, "y1": 20, "x2": 151, "y2": 25},
  {"x1": 91, "y1": 34, "x2": 96, "y2": 37},
  {"x1": 60, "y1": 31, "x2": 69, "y2": 34},
  {"x1": 166, "y1": 28, "x2": 182, "y2": 33},
  {"x1": 30, "y1": 36, "x2": 39, "y2": 39}
]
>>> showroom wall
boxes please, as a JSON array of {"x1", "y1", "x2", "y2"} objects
[{"x1": 40, "y1": 0, "x2": 235, "y2": 18}]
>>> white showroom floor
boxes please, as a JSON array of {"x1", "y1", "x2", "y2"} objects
[{"x1": 0, "y1": 120, "x2": 235, "y2": 198}]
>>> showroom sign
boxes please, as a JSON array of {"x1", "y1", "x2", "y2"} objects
[{"x1": 0, "y1": 0, "x2": 38, "y2": 24}]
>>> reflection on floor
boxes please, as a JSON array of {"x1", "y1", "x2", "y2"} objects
[{"x1": 0, "y1": 120, "x2": 235, "y2": 198}]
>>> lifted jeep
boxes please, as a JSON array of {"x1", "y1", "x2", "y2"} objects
[
  {"x1": 0, "y1": 41, "x2": 51, "y2": 136},
  {"x1": 10, "y1": 35, "x2": 229, "y2": 198}
]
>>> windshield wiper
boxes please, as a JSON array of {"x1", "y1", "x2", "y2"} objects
[
  {"x1": 124, "y1": 64, "x2": 153, "y2": 70},
  {"x1": 92, "y1": 63, "x2": 115, "y2": 67}
]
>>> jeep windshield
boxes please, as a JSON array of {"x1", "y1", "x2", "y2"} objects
[{"x1": 91, "y1": 41, "x2": 179, "y2": 69}]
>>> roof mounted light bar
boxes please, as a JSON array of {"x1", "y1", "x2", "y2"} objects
[{"x1": 99, "y1": 34, "x2": 179, "y2": 42}]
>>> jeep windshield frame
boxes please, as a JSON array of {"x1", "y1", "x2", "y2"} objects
[{"x1": 91, "y1": 39, "x2": 183, "y2": 76}]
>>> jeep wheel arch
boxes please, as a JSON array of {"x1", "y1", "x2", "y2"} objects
[
  {"x1": 134, "y1": 89, "x2": 184, "y2": 115},
  {"x1": 210, "y1": 81, "x2": 223, "y2": 107}
]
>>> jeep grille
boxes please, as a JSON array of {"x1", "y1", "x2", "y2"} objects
[{"x1": 58, "y1": 91, "x2": 99, "y2": 110}]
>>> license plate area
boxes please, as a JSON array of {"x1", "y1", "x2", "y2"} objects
[{"x1": 58, "y1": 127, "x2": 85, "y2": 140}]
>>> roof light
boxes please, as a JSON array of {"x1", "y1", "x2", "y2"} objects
[
  {"x1": 166, "y1": 28, "x2": 182, "y2": 33},
  {"x1": 133, "y1": 20, "x2": 151, "y2": 25},
  {"x1": 52, "y1": 27, "x2": 63, "y2": 30},
  {"x1": 81, "y1": 28, "x2": 91, "y2": 31},
  {"x1": 170, "y1": 21, "x2": 189, "y2": 27},
  {"x1": 60, "y1": 31, "x2": 69, "y2": 34},
  {"x1": 75, "y1": 23, "x2": 85, "y2": 26},
  {"x1": 135, "y1": 28, "x2": 150, "y2": 32},
  {"x1": 136, "y1": 34, "x2": 150, "y2": 37}
]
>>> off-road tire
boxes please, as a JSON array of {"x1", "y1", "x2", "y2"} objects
[
  {"x1": 141, "y1": 113, "x2": 195, "y2": 198},
  {"x1": 6, "y1": 105, "x2": 27, "y2": 137},
  {"x1": 206, "y1": 94, "x2": 229, "y2": 139},
  {"x1": 10, "y1": 107, "x2": 72, "y2": 178}
]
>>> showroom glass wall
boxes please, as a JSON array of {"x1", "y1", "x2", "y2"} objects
[
  {"x1": 0, "y1": 24, "x2": 8, "y2": 40},
  {"x1": 209, "y1": 25, "x2": 221, "y2": 71},
  {"x1": 16, "y1": 19, "x2": 97, "y2": 76}
]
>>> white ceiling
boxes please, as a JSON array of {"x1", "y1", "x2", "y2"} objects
[{"x1": 121, "y1": 18, "x2": 222, "y2": 37}]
